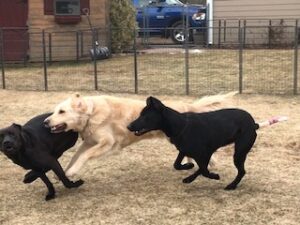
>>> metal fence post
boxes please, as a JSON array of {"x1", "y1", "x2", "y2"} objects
[
  {"x1": 133, "y1": 28, "x2": 138, "y2": 94},
  {"x1": 76, "y1": 31, "x2": 79, "y2": 62},
  {"x1": 243, "y1": 20, "x2": 246, "y2": 48},
  {"x1": 239, "y1": 27, "x2": 243, "y2": 94},
  {"x1": 223, "y1": 20, "x2": 226, "y2": 43},
  {"x1": 294, "y1": 20, "x2": 298, "y2": 95},
  {"x1": 0, "y1": 28, "x2": 5, "y2": 89},
  {"x1": 48, "y1": 32, "x2": 52, "y2": 64},
  {"x1": 42, "y1": 30, "x2": 48, "y2": 91},
  {"x1": 218, "y1": 20, "x2": 221, "y2": 48},
  {"x1": 80, "y1": 31, "x2": 84, "y2": 57},
  {"x1": 92, "y1": 29, "x2": 98, "y2": 90},
  {"x1": 268, "y1": 20, "x2": 272, "y2": 49},
  {"x1": 184, "y1": 5, "x2": 189, "y2": 95}
]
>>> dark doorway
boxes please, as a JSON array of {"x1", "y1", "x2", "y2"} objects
[{"x1": 0, "y1": 0, "x2": 29, "y2": 61}]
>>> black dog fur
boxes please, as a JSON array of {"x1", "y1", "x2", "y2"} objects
[
  {"x1": 0, "y1": 113, "x2": 83, "y2": 201},
  {"x1": 128, "y1": 96, "x2": 260, "y2": 190}
]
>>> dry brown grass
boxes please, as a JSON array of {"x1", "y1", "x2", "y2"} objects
[
  {"x1": 2, "y1": 49, "x2": 297, "y2": 95},
  {"x1": 0, "y1": 90, "x2": 299, "y2": 225}
]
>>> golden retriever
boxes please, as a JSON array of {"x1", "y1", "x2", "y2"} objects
[{"x1": 45, "y1": 93, "x2": 236, "y2": 178}]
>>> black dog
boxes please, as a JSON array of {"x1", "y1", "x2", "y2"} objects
[
  {"x1": 0, "y1": 113, "x2": 83, "y2": 200},
  {"x1": 128, "y1": 96, "x2": 287, "y2": 190}
]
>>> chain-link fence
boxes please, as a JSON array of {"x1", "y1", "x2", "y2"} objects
[{"x1": 0, "y1": 22, "x2": 299, "y2": 95}]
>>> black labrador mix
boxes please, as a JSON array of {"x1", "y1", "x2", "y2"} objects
[
  {"x1": 0, "y1": 113, "x2": 83, "y2": 201},
  {"x1": 128, "y1": 96, "x2": 287, "y2": 190}
]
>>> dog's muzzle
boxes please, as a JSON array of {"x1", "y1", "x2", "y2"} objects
[
  {"x1": 127, "y1": 124, "x2": 149, "y2": 136},
  {"x1": 49, "y1": 123, "x2": 67, "y2": 133},
  {"x1": 127, "y1": 124, "x2": 134, "y2": 132},
  {"x1": 44, "y1": 119, "x2": 67, "y2": 133},
  {"x1": 3, "y1": 141, "x2": 14, "y2": 152}
]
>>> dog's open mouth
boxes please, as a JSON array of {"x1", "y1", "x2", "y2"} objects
[
  {"x1": 4, "y1": 146, "x2": 14, "y2": 152},
  {"x1": 50, "y1": 123, "x2": 67, "y2": 133},
  {"x1": 134, "y1": 128, "x2": 149, "y2": 136}
]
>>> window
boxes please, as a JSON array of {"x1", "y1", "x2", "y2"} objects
[
  {"x1": 55, "y1": 0, "x2": 80, "y2": 16},
  {"x1": 44, "y1": 0, "x2": 90, "y2": 15}
]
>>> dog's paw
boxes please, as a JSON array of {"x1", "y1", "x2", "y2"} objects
[
  {"x1": 210, "y1": 173, "x2": 220, "y2": 180},
  {"x1": 182, "y1": 176, "x2": 194, "y2": 184},
  {"x1": 23, "y1": 176, "x2": 34, "y2": 184},
  {"x1": 65, "y1": 168, "x2": 78, "y2": 178},
  {"x1": 23, "y1": 172, "x2": 38, "y2": 184},
  {"x1": 72, "y1": 179, "x2": 84, "y2": 188},
  {"x1": 181, "y1": 163, "x2": 195, "y2": 170},
  {"x1": 224, "y1": 183, "x2": 237, "y2": 191},
  {"x1": 45, "y1": 193, "x2": 56, "y2": 201},
  {"x1": 174, "y1": 162, "x2": 194, "y2": 170}
]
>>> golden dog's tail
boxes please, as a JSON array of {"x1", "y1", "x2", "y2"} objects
[{"x1": 192, "y1": 91, "x2": 238, "y2": 112}]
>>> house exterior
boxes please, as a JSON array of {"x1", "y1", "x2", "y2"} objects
[
  {"x1": 213, "y1": 0, "x2": 300, "y2": 21},
  {"x1": 0, "y1": 0, "x2": 108, "y2": 61},
  {"x1": 209, "y1": 0, "x2": 300, "y2": 46}
]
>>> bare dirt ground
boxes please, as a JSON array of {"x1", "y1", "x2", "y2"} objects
[{"x1": 0, "y1": 90, "x2": 299, "y2": 225}]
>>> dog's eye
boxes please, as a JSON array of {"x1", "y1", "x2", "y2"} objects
[{"x1": 58, "y1": 110, "x2": 65, "y2": 114}]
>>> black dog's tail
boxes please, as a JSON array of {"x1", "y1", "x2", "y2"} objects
[{"x1": 255, "y1": 116, "x2": 288, "y2": 130}]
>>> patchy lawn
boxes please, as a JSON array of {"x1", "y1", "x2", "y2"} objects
[{"x1": 1, "y1": 49, "x2": 297, "y2": 95}]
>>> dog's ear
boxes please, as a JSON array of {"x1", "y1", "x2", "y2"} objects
[
  {"x1": 146, "y1": 96, "x2": 153, "y2": 106},
  {"x1": 12, "y1": 123, "x2": 22, "y2": 130},
  {"x1": 71, "y1": 93, "x2": 88, "y2": 113},
  {"x1": 147, "y1": 96, "x2": 164, "y2": 111}
]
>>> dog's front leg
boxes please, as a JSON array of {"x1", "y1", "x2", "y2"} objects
[
  {"x1": 65, "y1": 141, "x2": 92, "y2": 173},
  {"x1": 182, "y1": 169, "x2": 202, "y2": 183},
  {"x1": 39, "y1": 173, "x2": 56, "y2": 201},
  {"x1": 66, "y1": 136, "x2": 115, "y2": 178},
  {"x1": 173, "y1": 152, "x2": 194, "y2": 170},
  {"x1": 48, "y1": 158, "x2": 84, "y2": 189},
  {"x1": 31, "y1": 153, "x2": 84, "y2": 189},
  {"x1": 23, "y1": 170, "x2": 45, "y2": 184},
  {"x1": 182, "y1": 163, "x2": 220, "y2": 183},
  {"x1": 24, "y1": 170, "x2": 56, "y2": 201}
]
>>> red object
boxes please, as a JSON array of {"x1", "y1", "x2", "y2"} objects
[
  {"x1": 80, "y1": 0, "x2": 90, "y2": 12},
  {"x1": 44, "y1": 0, "x2": 54, "y2": 15},
  {"x1": 0, "y1": 0, "x2": 28, "y2": 61},
  {"x1": 55, "y1": 15, "x2": 81, "y2": 24}
]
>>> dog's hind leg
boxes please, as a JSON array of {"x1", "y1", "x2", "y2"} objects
[
  {"x1": 225, "y1": 132, "x2": 256, "y2": 190},
  {"x1": 173, "y1": 152, "x2": 194, "y2": 170}
]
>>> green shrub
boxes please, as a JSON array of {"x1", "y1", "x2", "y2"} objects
[{"x1": 109, "y1": 0, "x2": 137, "y2": 53}]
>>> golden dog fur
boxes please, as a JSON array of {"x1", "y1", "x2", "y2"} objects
[{"x1": 45, "y1": 92, "x2": 236, "y2": 177}]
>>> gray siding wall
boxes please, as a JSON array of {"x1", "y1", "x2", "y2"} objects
[
  {"x1": 214, "y1": 0, "x2": 300, "y2": 20},
  {"x1": 211, "y1": 0, "x2": 300, "y2": 46}
]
